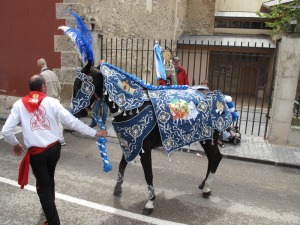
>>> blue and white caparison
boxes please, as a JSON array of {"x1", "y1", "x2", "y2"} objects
[{"x1": 100, "y1": 62, "x2": 232, "y2": 161}]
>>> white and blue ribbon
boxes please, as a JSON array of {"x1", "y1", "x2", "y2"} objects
[
  {"x1": 94, "y1": 114, "x2": 112, "y2": 172},
  {"x1": 153, "y1": 43, "x2": 166, "y2": 80}
]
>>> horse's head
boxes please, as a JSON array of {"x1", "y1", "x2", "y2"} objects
[{"x1": 71, "y1": 62, "x2": 104, "y2": 118}]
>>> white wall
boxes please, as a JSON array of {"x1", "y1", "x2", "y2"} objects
[{"x1": 215, "y1": 0, "x2": 268, "y2": 12}]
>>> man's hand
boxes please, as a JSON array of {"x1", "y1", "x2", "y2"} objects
[
  {"x1": 96, "y1": 130, "x2": 108, "y2": 138},
  {"x1": 13, "y1": 143, "x2": 24, "y2": 156}
]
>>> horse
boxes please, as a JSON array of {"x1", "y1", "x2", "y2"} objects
[{"x1": 71, "y1": 62, "x2": 231, "y2": 215}]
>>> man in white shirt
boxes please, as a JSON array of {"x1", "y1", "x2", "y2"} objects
[
  {"x1": 37, "y1": 58, "x2": 66, "y2": 146},
  {"x1": 1, "y1": 74, "x2": 107, "y2": 225}
]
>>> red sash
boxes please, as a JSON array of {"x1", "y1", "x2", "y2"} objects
[
  {"x1": 22, "y1": 91, "x2": 46, "y2": 113},
  {"x1": 18, "y1": 141, "x2": 58, "y2": 189}
]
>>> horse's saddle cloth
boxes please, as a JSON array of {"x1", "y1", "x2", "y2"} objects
[
  {"x1": 101, "y1": 63, "x2": 232, "y2": 155},
  {"x1": 149, "y1": 89, "x2": 232, "y2": 153}
]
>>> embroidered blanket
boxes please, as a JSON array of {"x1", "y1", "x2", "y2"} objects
[
  {"x1": 148, "y1": 88, "x2": 232, "y2": 153},
  {"x1": 112, "y1": 105, "x2": 156, "y2": 162},
  {"x1": 100, "y1": 63, "x2": 189, "y2": 112},
  {"x1": 100, "y1": 63, "x2": 232, "y2": 156},
  {"x1": 71, "y1": 68, "x2": 95, "y2": 114},
  {"x1": 100, "y1": 64, "x2": 149, "y2": 111},
  {"x1": 206, "y1": 91, "x2": 233, "y2": 132}
]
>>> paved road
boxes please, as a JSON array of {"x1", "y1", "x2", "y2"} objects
[{"x1": 1, "y1": 120, "x2": 300, "y2": 224}]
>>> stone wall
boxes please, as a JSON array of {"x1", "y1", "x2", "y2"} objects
[
  {"x1": 268, "y1": 33, "x2": 300, "y2": 146},
  {"x1": 184, "y1": 0, "x2": 215, "y2": 35},
  {"x1": 54, "y1": 0, "x2": 215, "y2": 102},
  {"x1": 66, "y1": 0, "x2": 188, "y2": 40}
]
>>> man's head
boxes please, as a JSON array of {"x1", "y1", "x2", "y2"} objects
[
  {"x1": 37, "y1": 58, "x2": 47, "y2": 68},
  {"x1": 29, "y1": 74, "x2": 46, "y2": 93},
  {"x1": 200, "y1": 80, "x2": 209, "y2": 88},
  {"x1": 172, "y1": 56, "x2": 180, "y2": 68}
]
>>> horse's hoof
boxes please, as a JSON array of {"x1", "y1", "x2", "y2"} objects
[
  {"x1": 198, "y1": 181, "x2": 205, "y2": 190},
  {"x1": 113, "y1": 189, "x2": 122, "y2": 197},
  {"x1": 202, "y1": 191, "x2": 211, "y2": 198},
  {"x1": 142, "y1": 208, "x2": 153, "y2": 215}
]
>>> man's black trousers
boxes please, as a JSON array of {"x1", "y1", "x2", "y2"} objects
[{"x1": 30, "y1": 142, "x2": 61, "y2": 225}]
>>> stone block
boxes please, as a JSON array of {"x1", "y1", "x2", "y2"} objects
[
  {"x1": 275, "y1": 77, "x2": 298, "y2": 100},
  {"x1": 53, "y1": 68, "x2": 77, "y2": 84},
  {"x1": 268, "y1": 121, "x2": 290, "y2": 145},
  {"x1": 56, "y1": 3, "x2": 85, "y2": 20},
  {"x1": 54, "y1": 35, "x2": 76, "y2": 53},
  {"x1": 60, "y1": 83, "x2": 74, "y2": 103},
  {"x1": 288, "y1": 126, "x2": 300, "y2": 147},
  {"x1": 61, "y1": 52, "x2": 81, "y2": 68},
  {"x1": 272, "y1": 99, "x2": 294, "y2": 123}
]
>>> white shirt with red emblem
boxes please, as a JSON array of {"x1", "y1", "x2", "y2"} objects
[{"x1": 2, "y1": 97, "x2": 97, "y2": 148}]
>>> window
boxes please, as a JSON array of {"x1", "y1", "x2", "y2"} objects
[
  {"x1": 215, "y1": 18, "x2": 271, "y2": 30},
  {"x1": 215, "y1": 20, "x2": 228, "y2": 28},
  {"x1": 228, "y1": 21, "x2": 240, "y2": 28},
  {"x1": 251, "y1": 22, "x2": 262, "y2": 29}
]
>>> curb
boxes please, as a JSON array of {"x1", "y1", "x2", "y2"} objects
[{"x1": 179, "y1": 145, "x2": 300, "y2": 170}]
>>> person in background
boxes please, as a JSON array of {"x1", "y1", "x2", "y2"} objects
[
  {"x1": 1, "y1": 74, "x2": 107, "y2": 225},
  {"x1": 90, "y1": 59, "x2": 108, "y2": 128},
  {"x1": 200, "y1": 79, "x2": 209, "y2": 89},
  {"x1": 159, "y1": 56, "x2": 189, "y2": 86},
  {"x1": 37, "y1": 58, "x2": 66, "y2": 146}
]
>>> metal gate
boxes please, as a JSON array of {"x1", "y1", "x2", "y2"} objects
[{"x1": 99, "y1": 38, "x2": 277, "y2": 138}]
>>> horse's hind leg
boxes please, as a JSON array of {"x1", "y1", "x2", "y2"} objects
[
  {"x1": 200, "y1": 132, "x2": 223, "y2": 198},
  {"x1": 140, "y1": 148, "x2": 155, "y2": 215},
  {"x1": 113, "y1": 154, "x2": 127, "y2": 196}
]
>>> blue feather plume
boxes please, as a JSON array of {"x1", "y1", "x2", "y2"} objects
[
  {"x1": 59, "y1": 26, "x2": 94, "y2": 64},
  {"x1": 71, "y1": 12, "x2": 93, "y2": 47}
]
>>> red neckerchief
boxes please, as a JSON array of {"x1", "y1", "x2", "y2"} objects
[
  {"x1": 22, "y1": 91, "x2": 46, "y2": 113},
  {"x1": 18, "y1": 141, "x2": 59, "y2": 189}
]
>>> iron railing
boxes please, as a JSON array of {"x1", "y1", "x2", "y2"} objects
[{"x1": 99, "y1": 38, "x2": 277, "y2": 138}]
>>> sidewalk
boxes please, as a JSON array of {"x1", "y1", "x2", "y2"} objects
[{"x1": 1, "y1": 112, "x2": 300, "y2": 169}]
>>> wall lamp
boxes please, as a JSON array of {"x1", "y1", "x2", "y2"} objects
[
  {"x1": 90, "y1": 18, "x2": 96, "y2": 31},
  {"x1": 290, "y1": 18, "x2": 298, "y2": 33}
]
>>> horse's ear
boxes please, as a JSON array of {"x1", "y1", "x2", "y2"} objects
[{"x1": 81, "y1": 60, "x2": 93, "y2": 75}]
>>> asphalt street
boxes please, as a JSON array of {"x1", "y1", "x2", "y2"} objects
[{"x1": 1, "y1": 120, "x2": 300, "y2": 225}]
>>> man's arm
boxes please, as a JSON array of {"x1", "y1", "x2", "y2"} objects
[
  {"x1": 2, "y1": 105, "x2": 21, "y2": 147},
  {"x1": 55, "y1": 100, "x2": 107, "y2": 138}
]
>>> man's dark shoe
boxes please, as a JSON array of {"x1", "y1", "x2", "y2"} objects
[{"x1": 89, "y1": 123, "x2": 97, "y2": 128}]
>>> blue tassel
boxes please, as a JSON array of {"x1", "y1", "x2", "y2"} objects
[{"x1": 94, "y1": 115, "x2": 112, "y2": 172}]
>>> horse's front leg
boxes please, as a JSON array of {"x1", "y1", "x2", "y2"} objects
[
  {"x1": 140, "y1": 148, "x2": 155, "y2": 215},
  {"x1": 113, "y1": 154, "x2": 127, "y2": 196},
  {"x1": 200, "y1": 132, "x2": 223, "y2": 198}
]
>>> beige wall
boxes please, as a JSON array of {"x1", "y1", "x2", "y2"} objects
[
  {"x1": 215, "y1": 0, "x2": 267, "y2": 12},
  {"x1": 60, "y1": 0, "x2": 216, "y2": 39},
  {"x1": 184, "y1": 0, "x2": 215, "y2": 35},
  {"x1": 69, "y1": 0, "x2": 187, "y2": 40}
]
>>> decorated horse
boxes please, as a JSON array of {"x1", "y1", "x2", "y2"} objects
[{"x1": 59, "y1": 12, "x2": 232, "y2": 215}]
